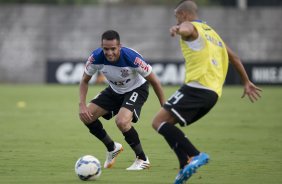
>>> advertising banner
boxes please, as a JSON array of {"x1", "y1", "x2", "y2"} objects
[{"x1": 46, "y1": 60, "x2": 282, "y2": 85}]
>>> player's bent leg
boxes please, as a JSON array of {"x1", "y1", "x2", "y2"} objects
[
  {"x1": 116, "y1": 107, "x2": 149, "y2": 170},
  {"x1": 86, "y1": 103, "x2": 108, "y2": 123},
  {"x1": 152, "y1": 108, "x2": 205, "y2": 183},
  {"x1": 152, "y1": 107, "x2": 177, "y2": 131},
  {"x1": 79, "y1": 103, "x2": 108, "y2": 125},
  {"x1": 80, "y1": 103, "x2": 123, "y2": 169},
  {"x1": 115, "y1": 107, "x2": 133, "y2": 132}
]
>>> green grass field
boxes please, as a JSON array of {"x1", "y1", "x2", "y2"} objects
[{"x1": 0, "y1": 84, "x2": 281, "y2": 184}]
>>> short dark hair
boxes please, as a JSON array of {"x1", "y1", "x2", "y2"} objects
[
  {"x1": 175, "y1": 0, "x2": 197, "y2": 15},
  {"x1": 101, "y1": 30, "x2": 120, "y2": 42}
]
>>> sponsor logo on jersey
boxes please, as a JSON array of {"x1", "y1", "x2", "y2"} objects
[
  {"x1": 134, "y1": 57, "x2": 149, "y2": 72},
  {"x1": 109, "y1": 79, "x2": 131, "y2": 86},
  {"x1": 205, "y1": 34, "x2": 223, "y2": 48}
]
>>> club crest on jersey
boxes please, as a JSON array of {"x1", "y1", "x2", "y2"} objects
[{"x1": 120, "y1": 69, "x2": 129, "y2": 78}]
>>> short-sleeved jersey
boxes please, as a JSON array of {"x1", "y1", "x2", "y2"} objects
[
  {"x1": 84, "y1": 47, "x2": 152, "y2": 94},
  {"x1": 180, "y1": 20, "x2": 229, "y2": 97}
]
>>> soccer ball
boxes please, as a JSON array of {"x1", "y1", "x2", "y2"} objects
[{"x1": 75, "y1": 155, "x2": 102, "y2": 181}]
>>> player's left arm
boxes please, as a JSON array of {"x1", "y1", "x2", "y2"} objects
[
  {"x1": 145, "y1": 72, "x2": 166, "y2": 106},
  {"x1": 226, "y1": 45, "x2": 262, "y2": 102}
]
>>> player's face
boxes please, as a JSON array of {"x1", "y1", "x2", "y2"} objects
[{"x1": 102, "y1": 39, "x2": 121, "y2": 63}]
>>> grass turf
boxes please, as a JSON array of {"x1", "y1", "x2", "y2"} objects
[{"x1": 0, "y1": 84, "x2": 281, "y2": 184}]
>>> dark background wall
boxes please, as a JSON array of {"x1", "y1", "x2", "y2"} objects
[{"x1": 0, "y1": 5, "x2": 281, "y2": 83}]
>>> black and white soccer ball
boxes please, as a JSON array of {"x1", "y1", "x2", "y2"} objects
[{"x1": 75, "y1": 155, "x2": 102, "y2": 181}]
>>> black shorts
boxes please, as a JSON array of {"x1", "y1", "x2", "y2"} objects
[
  {"x1": 91, "y1": 82, "x2": 149, "y2": 123},
  {"x1": 163, "y1": 84, "x2": 218, "y2": 127}
]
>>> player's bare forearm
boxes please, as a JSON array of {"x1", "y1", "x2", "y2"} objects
[
  {"x1": 79, "y1": 73, "x2": 91, "y2": 105},
  {"x1": 145, "y1": 73, "x2": 166, "y2": 106},
  {"x1": 153, "y1": 83, "x2": 166, "y2": 106},
  {"x1": 79, "y1": 73, "x2": 94, "y2": 122},
  {"x1": 226, "y1": 46, "x2": 262, "y2": 102},
  {"x1": 226, "y1": 46, "x2": 250, "y2": 85},
  {"x1": 79, "y1": 83, "x2": 87, "y2": 104}
]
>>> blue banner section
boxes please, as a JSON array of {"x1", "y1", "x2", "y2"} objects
[{"x1": 46, "y1": 60, "x2": 282, "y2": 85}]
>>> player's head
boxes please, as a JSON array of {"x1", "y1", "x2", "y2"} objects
[
  {"x1": 101, "y1": 30, "x2": 121, "y2": 63},
  {"x1": 174, "y1": 0, "x2": 198, "y2": 24}
]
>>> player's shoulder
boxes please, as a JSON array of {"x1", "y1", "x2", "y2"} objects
[
  {"x1": 120, "y1": 47, "x2": 147, "y2": 67},
  {"x1": 192, "y1": 20, "x2": 216, "y2": 33},
  {"x1": 121, "y1": 47, "x2": 143, "y2": 58},
  {"x1": 89, "y1": 48, "x2": 104, "y2": 64},
  {"x1": 92, "y1": 48, "x2": 104, "y2": 58}
]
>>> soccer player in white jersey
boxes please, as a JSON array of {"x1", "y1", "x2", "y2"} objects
[{"x1": 79, "y1": 30, "x2": 165, "y2": 170}]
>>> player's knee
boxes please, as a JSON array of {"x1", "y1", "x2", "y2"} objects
[
  {"x1": 152, "y1": 116, "x2": 161, "y2": 131},
  {"x1": 79, "y1": 115, "x2": 96, "y2": 125},
  {"x1": 79, "y1": 116, "x2": 88, "y2": 124},
  {"x1": 115, "y1": 116, "x2": 131, "y2": 131},
  {"x1": 152, "y1": 114, "x2": 160, "y2": 131},
  {"x1": 82, "y1": 119, "x2": 93, "y2": 125}
]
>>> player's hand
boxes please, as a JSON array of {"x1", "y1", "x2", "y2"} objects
[
  {"x1": 79, "y1": 103, "x2": 93, "y2": 123},
  {"x1": 241, "y1": 81, "x2": 262, "y2": 103},
  {"x1": 170, "y1": 25, "x2": 180, "y2": 37}
]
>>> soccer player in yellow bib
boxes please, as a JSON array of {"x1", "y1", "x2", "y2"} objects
[{"x1": 152, "y1": 1, "x2": 262, "y2": 183}]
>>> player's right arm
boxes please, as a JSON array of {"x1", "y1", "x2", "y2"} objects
[
  {"x1": 79, "y1": 72, "x2": 93, "y2": 123},
  {"x1": 169, "y1": 21, "x2": 198, "y2": 41}
]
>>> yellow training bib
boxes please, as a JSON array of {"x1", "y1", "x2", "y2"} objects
[{"x1": 180, "y1": 20, "x2": 229, "y2": 97}]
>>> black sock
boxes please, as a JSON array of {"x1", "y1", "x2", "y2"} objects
[
  {"x1": 123, "y1": 127, "x2": 146, "y2": 161},
  {"x1": 173, "y1": 146, "x2": 189, "y2": 169},
  {"x1": 86, "y1": 119, "x2": 115, "y2": 151},
  {"x1": 159, "y1": 125, "x2": 188, "y2": 168},
  {"x1": 158, "y1": 122, "x2": 199, "y2": 167}
]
